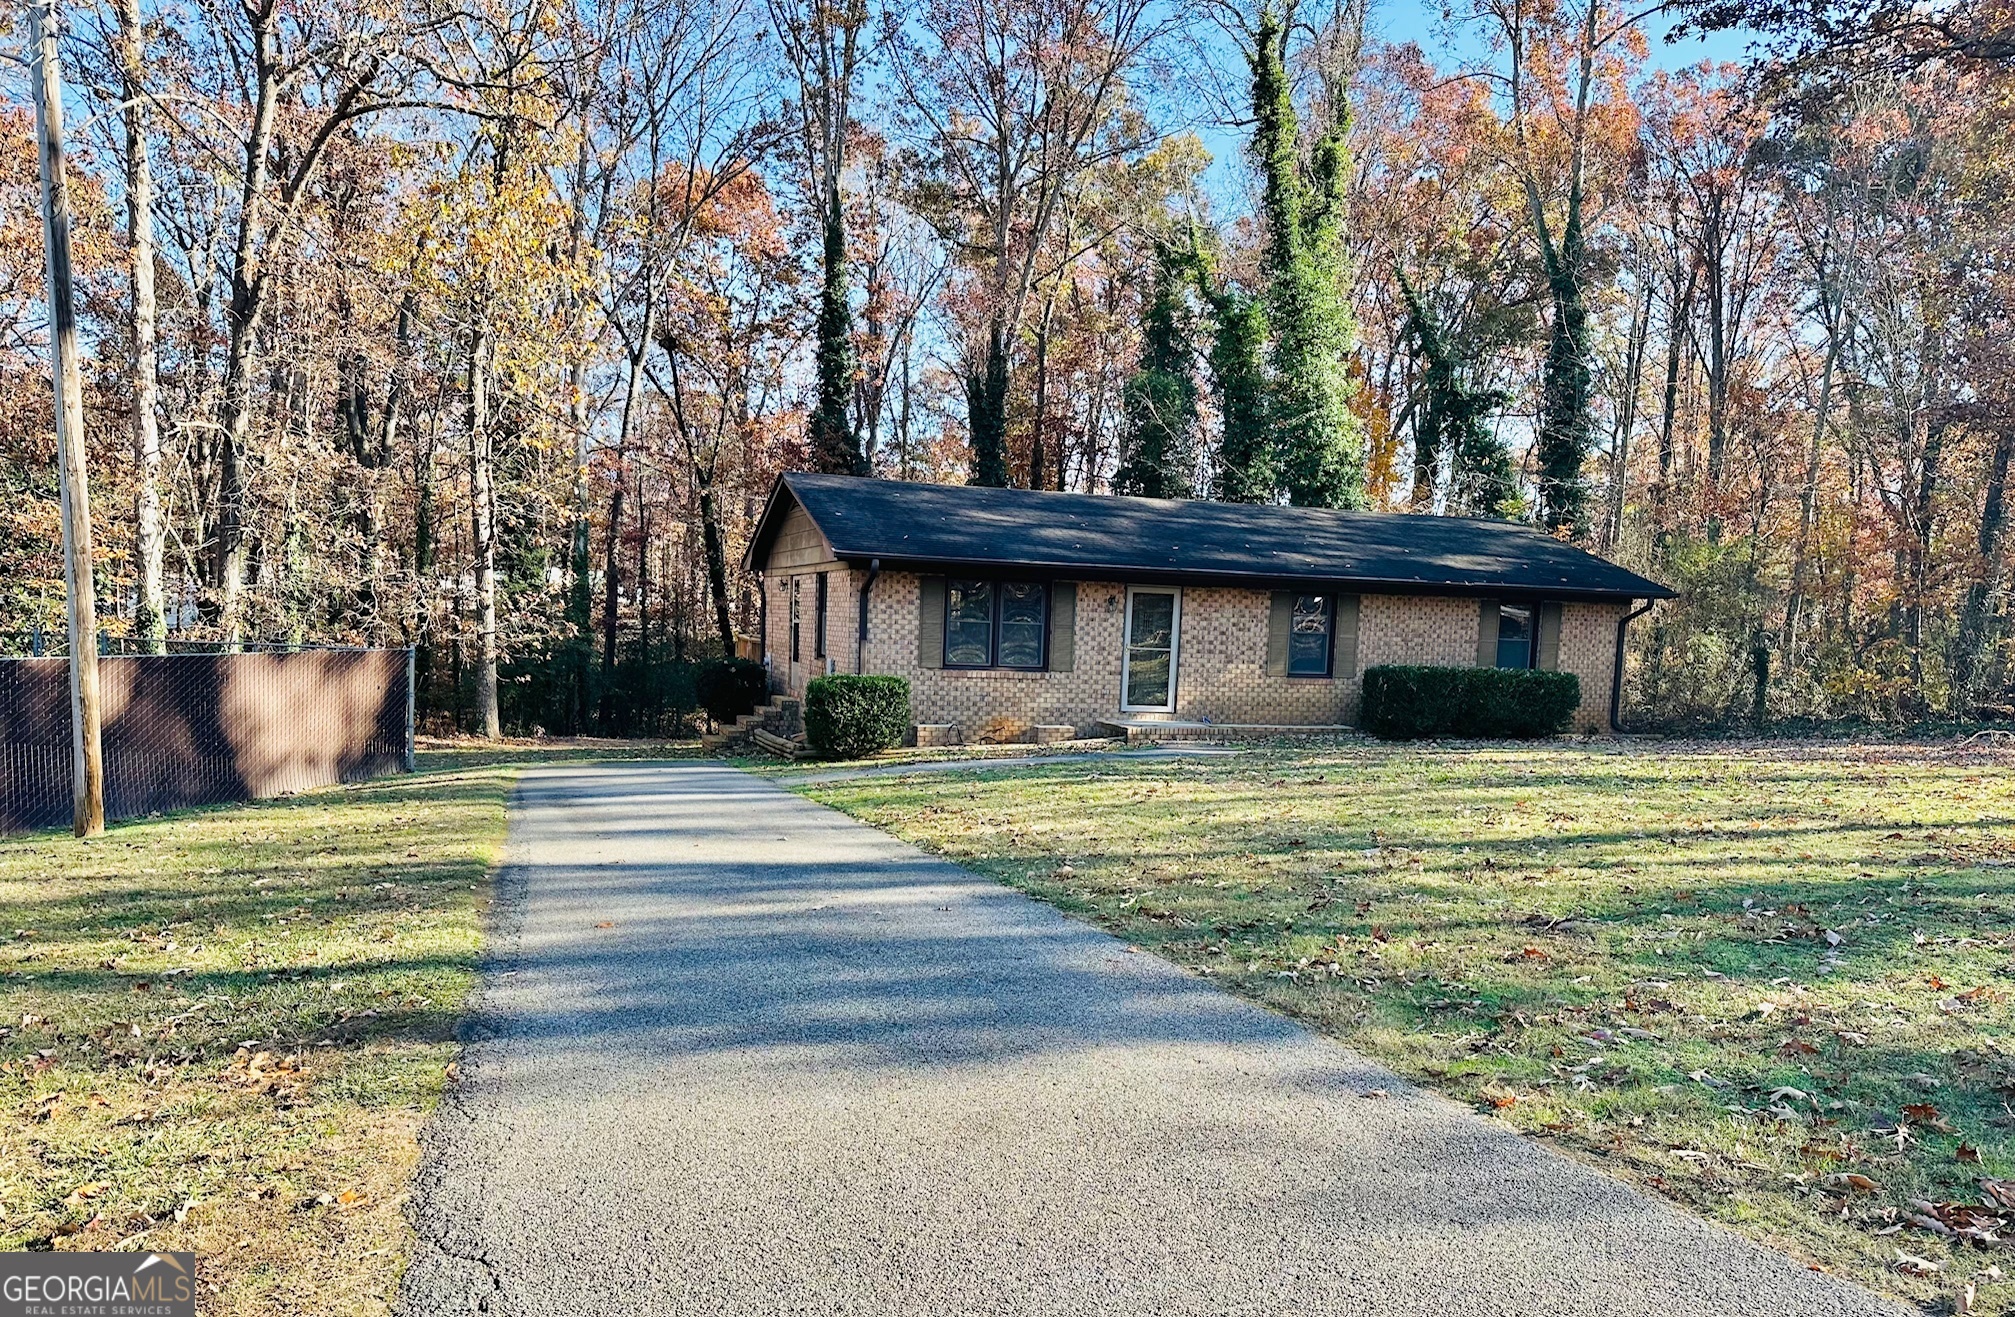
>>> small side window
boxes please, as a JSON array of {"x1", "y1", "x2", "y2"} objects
[{"x1": 789, "y1": 578, "x2": 802, "y2": 662}]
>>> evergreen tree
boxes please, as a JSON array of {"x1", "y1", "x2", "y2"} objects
[
  {"x1": 1398, "y1": 269, "x2": 1516, "y2": 518},
  {"x1": 1246, "y1": 2, "x2": 1365, "y2": 509},
  {"x1": 1204, "y1": 285, "x2": 1273, "y2": 504},
  {"x1": 1116, "y1": 244, "x2": 1203, "y2": 499}
]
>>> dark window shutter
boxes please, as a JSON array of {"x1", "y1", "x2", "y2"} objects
[
  {"x1": 917, "y1": 576, "x2": 946, "y2": 669},
  {"x1": 1537, "y1": 601, "x2": 1563, "y2": 670},
  {"x1": 1047, "y1": 582, "x2": 1076, "y2": 672},
  {"x1": 815, "y1": 572, "x2": 829, "y2": 659},
  {"x1": 1335, "y1": 595, "x2": 1360, "y2": 678},
  {"x1": 1265, "y1": 591, "x2": 1292, "y2": 676},
  {"x1": 1476, "y1": 600, "x2": 1501, "y2": 667}
]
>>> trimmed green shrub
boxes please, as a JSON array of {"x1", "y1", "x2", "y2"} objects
[
  {"x1": 1360, "y1": 665, "x2": 1581, "y2": 740},
  {"x1": 804, "y1": 675, "x2": 911, "y2": 759},
  {"x1": 696, "y1": 657, "x2": 768, "y2": 722}
]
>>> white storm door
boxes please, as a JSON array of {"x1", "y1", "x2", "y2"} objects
[{"x1": 1121, "y1": 587, "x2": 1180, "y2": 712}]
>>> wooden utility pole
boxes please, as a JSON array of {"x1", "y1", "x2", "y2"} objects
[{"x1": 30, "y1": 0, "x2": 106, "y2": 838}]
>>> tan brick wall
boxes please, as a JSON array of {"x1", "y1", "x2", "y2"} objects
[
  {"x1": 754, "y1": 569, "x2": 1628, "y2": 738},
  {"x1": 759, "y1": 522, "x2": 860, "y2": 694},
  {"x1": 1558, "y1": 601, "x2": 1626, "y2": 732}
]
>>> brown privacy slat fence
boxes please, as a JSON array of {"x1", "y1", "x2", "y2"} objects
[{"x1": 0, "y1": 649, "x2": 413, "y2": 834}]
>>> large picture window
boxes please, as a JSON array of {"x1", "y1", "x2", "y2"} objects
[
  {"x1": 944, "y1": 579, "x2": 1048, "y2": 670},
  {"x1": 1496, "y1": 603, "x2": 1535, "y2": 669},
  {"x1": 1287, "y1": 594, "x2": 1334, "y2": 677}
]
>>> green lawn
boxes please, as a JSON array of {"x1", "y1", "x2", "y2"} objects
[
  {"x1": 798, "y1": 738, "x2": 2015, "y2": 1312},
  {"x1": 0, "y1": 738, "x2": 690, "y2": 1315}
]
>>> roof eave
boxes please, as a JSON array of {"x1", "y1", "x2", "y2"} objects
[{"x1": 820, "y1": 548, "x2": 1675, "y2": 602}]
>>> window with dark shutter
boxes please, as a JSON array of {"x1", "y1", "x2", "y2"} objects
[
  {"x1": 998, "y1": 582, "x2": 1046, "y2": 669},
  {"x1": 944, "y1": 580, "x2": 994, "y2": 667},
  {"x1": 940, "y1": 579, "x2": 1049, "y2": 670},
  {"x1": 1496, "y1": 603, "x2": 1535, "y2": 669},
  {"x1": 1287, "y1": 594, "x2": 1334, "y2": 677}
]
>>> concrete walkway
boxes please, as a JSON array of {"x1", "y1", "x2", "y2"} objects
[{"x1": 402, "y1": 762, "x2": 1901, "y2": 1317}]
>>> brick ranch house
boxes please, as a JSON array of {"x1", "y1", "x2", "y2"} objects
[{"x1": 744, "y1": 473, "x2": 1675, "y2": 744}]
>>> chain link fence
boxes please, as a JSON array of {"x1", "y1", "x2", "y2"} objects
[{"x1": 0, "y1": 648, "x2": 413, "y2": 834}]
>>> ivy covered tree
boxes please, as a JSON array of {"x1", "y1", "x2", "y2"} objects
[
  {"x1": 774, "y1": 0, "x2": 871, "y2": 476},
  {"x1": 1115, "y1": 243, "x2": 1203, "y2": 499},
  {"x1": 1245, "y1": 0, "x2": 1365, "y2": 509}
]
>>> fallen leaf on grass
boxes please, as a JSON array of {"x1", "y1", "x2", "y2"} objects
[
  {"x1": 1894, "y1": 1251, "x2": 1941, "y2": 1277},
  {"x1": 1779, "y1": 1039, "x2": 1822, "y2": 1057},
  {"x1": 1828, "y1": 1172, "x2": 1881, "y2": 1193},
  {"x1": 1479, "y1": 1085, "x2": 1518, "y2": 1110},
  {"x1": 1957, "y1": 1144, "x2": 1981, "y2": 1164},
  {"x1": 1902, "y1": 1102, "x2": 1952, "y2": 1131}
]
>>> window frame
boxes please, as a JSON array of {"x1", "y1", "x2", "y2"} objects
[
  {"x1": 1286, "y1": 593, "x2": 1336, "y2": 678},
  {"x1": 940, "y1": 577, "x2": 1050, "y2": 672},
  {"x1": 1496, "y1": 601, "x2": 1536, "y2": 670}
]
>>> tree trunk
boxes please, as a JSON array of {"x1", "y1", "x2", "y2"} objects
[
  {"x1": 31, "y1": 0, "x2": 105, "y2": 836},
  {"x1": 1783, "y1": 337, "x2": 1839, "y2": 657},
  {"x1": 1603, "y1": 280, "x2": 1651, "y2": 551},
  {"x1": 636, "y1": 473, "x2": 652, "y2": 725},
  {"x1": 468, "y1": 331, "x2": 501, "y2": 739},
  {"x1": 600, "y1": 472, "x2": 623, "y2": 732},
  {"x1": 1030, "y1": 294, "x2": 1056, "y2": 490},
  {"x1": 1953, "y1": 419, "x2": 2014, "y2": 710},
  {"x1": 119, "y1": 0, "x2": 165, "y2": 652},
  {"x1": 213, "y1": 9, "x2": 282, "y2": 648},
  {"x1": 698, "y1": 481, "x2": 736, "y2": 655},
  {"x1": 1654, "y1": 259, "x2": 1696, "y2": 541},
  {"x1": 413, "y1": 413, "x2": 437, "y2": 721}
]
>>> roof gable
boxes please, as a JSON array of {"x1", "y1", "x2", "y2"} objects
[{"x1": 747, "y1": 474, "x2": 1674, "y2": 601}]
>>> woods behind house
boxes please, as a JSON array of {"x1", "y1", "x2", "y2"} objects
[{"x1": 0, "y1": 0, "x2": 2010, "y2": 734}]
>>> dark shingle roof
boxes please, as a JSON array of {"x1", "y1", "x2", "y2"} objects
[{"x1": 749, "y1": 474, "x2": 1673, "y2": 601}]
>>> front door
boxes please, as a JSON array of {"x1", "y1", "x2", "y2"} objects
[{"x1": 1121, "y1": 587, "x2": 1180, "y2": 712}]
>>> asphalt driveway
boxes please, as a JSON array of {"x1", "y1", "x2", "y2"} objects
[{"x1": 401, "y1": 761, "x2": 1902, "y2": 1316}]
